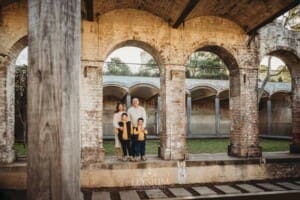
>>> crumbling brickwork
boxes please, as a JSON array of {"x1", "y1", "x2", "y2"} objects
[
  {"x1": 258, "y1": 22, "x2": 300, "y2": 153},
  {"x1": 1, "y1": 2, "x2": 299, "y2": 164}
]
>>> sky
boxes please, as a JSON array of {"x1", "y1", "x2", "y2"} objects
[{"x1": 16, "y1": 46, "x2": 285, "y2": 70}]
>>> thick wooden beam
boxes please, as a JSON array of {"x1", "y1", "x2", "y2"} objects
[
  {"x1": 27, "y1": 0, "x2": 81, "y2": 199},
  {"x1": 172, "y1": 0, "x2": 200, "y2": 28},
  {"x1": 85, "y1": 0, "x2": 94, "y2": 21}
]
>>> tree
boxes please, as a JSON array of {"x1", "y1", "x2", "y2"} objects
[
  {"x1": 258, "y1": 56, "x2": 291, "y2": 103},
  {"x1": 186, "y1": 52, "x2": 228, "y2": 79},
  {"x1": 104, "y1": 57, "x2": 132, "y2": 75},
  {"x1": 15, "y1": 65, "x2": 27, "y2": 147},
  {"x1": 136, "y1": 58, "x2": 159, "y2": 77},
  {"x1": 281, "y1": 5, "x2": 300, "y2": 31}
]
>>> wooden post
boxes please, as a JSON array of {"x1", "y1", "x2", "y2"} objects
[{"x1": 27, "y1": 1, "x2": 81, "y2": 199}]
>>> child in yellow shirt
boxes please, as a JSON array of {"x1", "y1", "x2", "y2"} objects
[{"x1": 134, "y1": 117, "x2": 148, "y2": 161}]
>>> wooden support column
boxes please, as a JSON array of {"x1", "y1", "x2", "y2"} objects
[{"x1": 27, "y1": 0, "x2": 81, "y2": 199}]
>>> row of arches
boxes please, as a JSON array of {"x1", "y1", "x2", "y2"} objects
[
  {"x1": 0, "y1": 5, "x2": 299, "y2": 162},
  {"x1": 3, "y1": 38, "x2": 298, "y2": 161},
  {"x1": 102, "y1": 81, "x2": 292, "y2": 136}
]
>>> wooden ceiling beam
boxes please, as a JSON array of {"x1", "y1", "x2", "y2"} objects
[
  {"x1": 85, "y1": 0, "x2": 94, "y2": 21},
  {"x1": 172, "y1": 0, "x2": 200, "y2": 28}
]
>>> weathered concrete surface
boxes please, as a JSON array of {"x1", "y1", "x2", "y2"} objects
[{"x1": 1, "y1": 152, "x2": 300, "y2": 189}]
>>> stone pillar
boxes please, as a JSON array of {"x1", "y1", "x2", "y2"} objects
[
  {"x1": 27, "y1": 0, "x2": 81, "y2": 199},
  {"x1": 160, "y1": 66, "x2": 187, "y2": 160},
  {"x1": 215, "y1": 95, "x2": 220, "y2": 136},
  {"x1": 290, "y1": 77, "x2": 300, "y2": 153},
  {"x1": 126, "y1": 94, "x2": 131, "y2": 110},
  {"x1": 156, "y1": 95, "x2": 161, "y2": 135},
  {"x1": 0, "y1": 54, "x2": 15, "y2": 164},
  {"x1": 81, "y1": 60, "x2": 105, "y2": 164},
  {"x1": 267, "y1": 98, "x2": 272, "y2": 135},
  {"x1": 228, "y1": 51, "x2": 261, "y2": 157},
  {"x1": 186, "y1": 95, "x2": 192, "y2": 136}
]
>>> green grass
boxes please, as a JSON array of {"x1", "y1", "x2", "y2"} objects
[
  {"x1": 14, "y1": 143, "x2": 27, "y2": 156},
  {"x1": 103, "y1": 138, "x2": 290, "y2": 156},
  {"x1": 14, "y1": 139, "x2": 291, "y2": 157}
]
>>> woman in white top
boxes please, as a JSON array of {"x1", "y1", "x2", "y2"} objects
[{"x1": 113, "y1": 102, "x2": 125, "y2": 160}]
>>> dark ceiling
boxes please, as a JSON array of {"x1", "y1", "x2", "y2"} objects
[{"x1": 1, "y1": 0, "x2": 299, "y2": 34}]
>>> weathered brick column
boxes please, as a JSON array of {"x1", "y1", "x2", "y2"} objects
[
  {"x1": 0, "y1": 54, "x2": 15, "y2": 163},
  {"x1": 80, "y1": 60, "x2": 105, "y2": 164},
  {"x1": 290, "y1": 76, "x2": 300, "y2": 153},
  {"x1": 160, "y1": 66, "x2": 187, "y2": 160},
  {"x1": 228, "y1": 49, "x2": 262, "y2": 157}
]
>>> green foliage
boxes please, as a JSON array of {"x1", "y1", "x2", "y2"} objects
[
  {"x1": 104, "y1": 57, "x2": 132, "y2": 76},
  {"x1": 186, "y1": 52, "x2": 228, "y2": 80},
  {"x1": 135, "y1": 58, "x2": 160, "y2": 77},
  {"x1": 15, "y1": 65, "x2": 27, "y2": 143},
  {"x1": 259, "y1": 64, "x2": 291, "y2": 82},
  {"x1": 285, "y1": 5, "x2": 300, "y2": 31},
  {"x1": 14, "y1": 143, "x2": 27, "y2": 156}
]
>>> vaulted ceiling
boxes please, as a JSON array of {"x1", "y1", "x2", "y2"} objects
[
  {"x1": 83, "y1": 0, "x2": 299, "y2": 34},
  {"x1": 1, "y1": 0, "x2": 299, "y2": 34}
]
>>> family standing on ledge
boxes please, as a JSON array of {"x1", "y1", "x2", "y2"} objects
[{"x1": 113, "y1": 98, "x2": 147, "y2": 162}]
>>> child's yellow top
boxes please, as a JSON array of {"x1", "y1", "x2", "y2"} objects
[{"x1": 134, "y1": 126, "x2": 148, "y2": 141}]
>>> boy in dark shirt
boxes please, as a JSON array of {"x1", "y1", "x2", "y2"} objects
[{"x1": 118, "y1": 113, "x2": 133, "y2": 161}]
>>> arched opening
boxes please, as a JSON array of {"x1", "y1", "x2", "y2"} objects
[
  {"x1": 129, "y1": 84, "x2": 159, "y2": 135},
  {"x1": 259, "y1": 51, "x2": 296, "y2": 152},
  {"x1": 14, "y1": 47, "x2": 28, "y2": 155},
  {"x1": 185, "y1": 46, "x2": 240, "y2": 154},
  {"x1": 270, "y1": 91, "x2": 292, "y2": 137},
  {"x1": 189, "y1": 86, "x2": 217, "y2": 136},
  {"x1": 103, "y1": 84, "x2": 128, "y2": 137},
  {"x1": 0, "y1": 35, "x2": 28, "y2": 163},
  {"x1": 102, "y1": 42, "x2": 162, "y2": 158}
]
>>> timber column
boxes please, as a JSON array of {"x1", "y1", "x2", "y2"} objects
[
  {"x1": 160, "y1": 65, "x2": 187, "y2": 160},
  {"x1": 228, "y1": 46, "x2": 262, "y2": 157},
  {"x1": 27, "y1": 0, "x2": 81, "y2": 199},
  {"x1": 80, "y1": 60, "x2": 105, "y2": 164}
]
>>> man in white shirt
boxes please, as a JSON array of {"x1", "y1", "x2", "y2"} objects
[
  {"x1": 127, "y1": 98, "x2": 147, "y2": 128},
  {"x1": 127, "y1": 97, "x2": 147, "y2": 160}
]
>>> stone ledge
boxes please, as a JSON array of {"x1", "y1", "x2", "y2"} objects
[{"x1": 1, "y1": 152, "x2": 300, "y2": 189}]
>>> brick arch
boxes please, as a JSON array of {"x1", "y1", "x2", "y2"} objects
[
  {"x1": 184, "y1": 44, "x2": 252, "y2": 156},
  {"x1": 267, "y1": 48, "x2": 299, "y2": 85},
  {"x1": 265, "y1": 49, "x2": 300, "y2": 153},
  {"x1": 102, "y1": 39, "x2": 165, "y2": 72},
  {"x1": 0, "y1": 35, "x2": 27, "y2": 163}
]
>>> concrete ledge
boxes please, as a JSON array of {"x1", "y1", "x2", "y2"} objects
[{"x1": 1, "y1": 152, "x2": 300, "y2": 189}]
